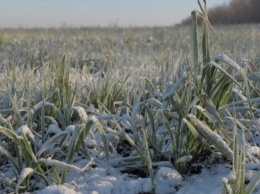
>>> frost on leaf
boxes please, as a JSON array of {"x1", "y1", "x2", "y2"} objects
[
  {"x1": 16, "y1": 125, "x2": 34, "y2": 140},
  {"x1": 74, "y1": 106, "x2": 88, "y2": 121}
]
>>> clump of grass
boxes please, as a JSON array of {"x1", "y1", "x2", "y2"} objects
[
  {"x1": 0, "y1": 58, "x2": 110, "y2": 192},
  {"x1": 223, "y1": 114, "x2": 260, "y2": 194},
  {"x1": 125, "y1": 0, "x2": 260, "y2": 179}
]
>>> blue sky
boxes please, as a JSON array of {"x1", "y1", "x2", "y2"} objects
[{"x1": 0, "y1": 0, "x2": 231, "y2": 28}]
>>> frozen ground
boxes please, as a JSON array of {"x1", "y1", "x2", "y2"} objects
[
  {"x1": 36, "y1": 162, "x2": 231, "y2": 194},
  {"x1": 1, "y1": 139, "x2": 260, "y2": 193},
  {"x1": 13, "y1": 154, "x2": 260, "y2": 194},
  {"x1": 36, "y1": 163, "x2": 229, "y2": 194},
  {"x1": 1, "y1": 113, "x2": 260, "y2": 194}
]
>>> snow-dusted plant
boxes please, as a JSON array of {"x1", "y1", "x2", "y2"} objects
[
  {"x1": 155, "y1": 0, "x2": 260, "y2": 175},
  {"x1": 0, "y1": 125, "x2": 49, "y2": 192},
  {"x1": 223, "y1": 117, "x2": 260, "y2": 194},
  {"x1": 0, "y1": 0, "x2": 260, "y2": 193}
]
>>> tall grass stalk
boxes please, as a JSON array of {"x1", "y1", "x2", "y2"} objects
[
  {"x1": 191, "y1": 10, "x2": 199, "y2": 87},
  {"x1": 223, "y1": 112, "x2": 260, "y2": 194}
]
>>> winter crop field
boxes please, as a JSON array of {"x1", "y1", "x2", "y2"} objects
[{"x1": 1, "y1": 3, "x2": 260, "y2": 193}]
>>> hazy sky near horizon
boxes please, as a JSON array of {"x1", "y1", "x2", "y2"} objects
[{"x1": 0, "y1": 0, "x2": 231, "y2": 28}]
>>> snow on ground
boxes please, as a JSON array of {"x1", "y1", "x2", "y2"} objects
[
  {"x1": 1, "y1": 141, "x2": 260, "y2": 193},
  {"x1": 36, "y1": 162, "x2": 227, "y2": 194},
  {"x1": 34, "y1": 157, "x2": 260, "y2": 194},
  {"x1": 22, "y1": 160, "x2": 235, "y2": 194},
  {"x1": 35, "y1": 145, "x2": 260, "y2": 194},
  {"x1": 37, "y1": 159, "x2": 182, "y2": 194},
  {"x1": 1, "y1": 117, "x2": 260, "y2": 193},
  {"x1": 177, "y1": 164, "x2": 231, "y2": 194}
]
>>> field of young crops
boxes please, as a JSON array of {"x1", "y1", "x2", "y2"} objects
[{"x1": 1, "y1": 5, "x2": 260, "y2": 193}]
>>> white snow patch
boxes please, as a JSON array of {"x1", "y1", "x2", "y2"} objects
[
  {"x1": 155, "y1": 167, "x2": 182, "y2": 194},
  {"x1": 65, "y1": 125, "x2": 77, "y2": 133},
  {"x1": 74, "y1": 106, "x2": 88, "y2": 121},
  {"x1": 16, "y1": 125, "x2": 34, "y2": 139},
  {"x1": 37, "y1": 185, "x2": 80, "y2": 194},
  {"x1": 46, "y1": 124, "x2": 62, "y2": 134},
  {"x1": 177, "y1": 164, "x2": 230, "y2": 194}
]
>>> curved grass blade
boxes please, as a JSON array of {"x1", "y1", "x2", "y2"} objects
[
  {"x1": 39, "y1": 157, "x2": 93, "y2": 173},
  {"x1": 183, "y1": 118, "x2": 211, "y2": 151},
  {"x1": 0, "y1": 126, "x2": 21, "y2": 140},
  {"x1": 175, "y1": 155, "x2": 193, "y2": 164},
  {"x1": 188, "y1": 114, "x2": 233, "y2": 161},
  {"x1": 32, "y1": 101, "x2": 65, "y2": 129},
  {"x1": 88, "y1": 115, "x2": 110, "y2": 174},
  {"x1": 245, "y1": 171, "x2": 260, "y2": 194},
  {"x1": 36, "y1": 131, "x2": 69, "y2": 157},
  {"x1": 207, "y1": 61, "x2": 242, "y2": 90},
  {"x1": 215, "y1": 54, "x2": 254, "y2": 117},
  {"x1": 21, "y1": 132, "x2": 45, "y2": 174},
  {"x1": 16, "y1": 167, "x2": 48, "y2": 193},
  {"x1": 0, "y1": 145, "x2": 20, "y2": 173}
]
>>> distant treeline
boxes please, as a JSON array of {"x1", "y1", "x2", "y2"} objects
[{"x1": 181, "y1": 0, "x2": 260, "y2": 25}]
